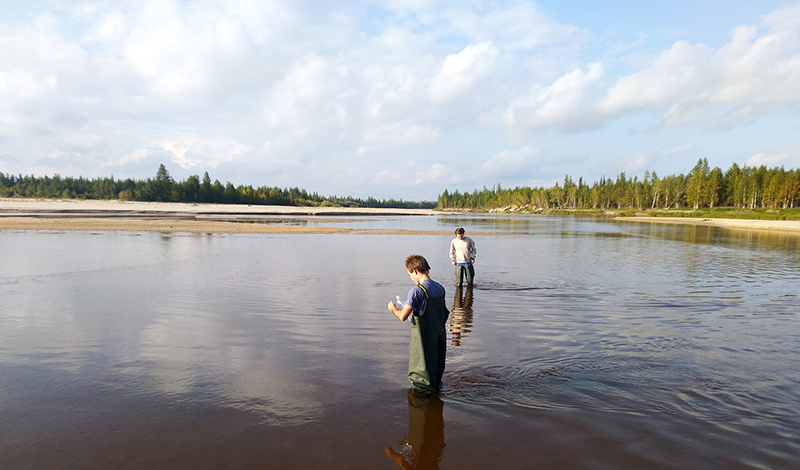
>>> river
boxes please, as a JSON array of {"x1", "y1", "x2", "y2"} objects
[{"x1": 1, "y1": 215, "x2": 798, "y2": 469}]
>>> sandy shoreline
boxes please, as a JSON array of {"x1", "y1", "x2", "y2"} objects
[
  {"x1": 0, "y1": 198, "x2": 446, "y2": 235},
  {"x1": 0, "y1": 198, "x2": 436, "y2": 216},
  {"x1": 615, "y1": 216, "x2": 800, "y2": 234},
  {"x1": 2, "y1": 199, "x2": 799, "y2": 235}
]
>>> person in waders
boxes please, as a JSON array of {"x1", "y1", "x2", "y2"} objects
[
  {"x1": 449, "y1": 227, "x2": 476, "y2": 287},
  {"x1": 387, "y1": 255, "x2": 449, "y2": 396}
]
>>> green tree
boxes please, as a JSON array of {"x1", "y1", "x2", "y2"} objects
[
  {"x1": 707, "y1": 167, "x2": 723, "y2": 208},
  {"x1": 779, "y1": 170, "x2": 800, "y2": 208},
  {"x1": 686, "y1": 159, "x2": 709, "y2": 210},
  {"x1": 146, "y1": 164, "x2": 174, "y2": 202},
  {"x1": 181, "y1": 174, "x2": 201, "y2": 202}
]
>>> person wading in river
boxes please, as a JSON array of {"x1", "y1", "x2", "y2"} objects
[
  {"x1": 387, "y1": 255, "x2": 449, "y2": 396},
  {"x1": 449, "y1": 227, "x2": 476, "y2": 287}
]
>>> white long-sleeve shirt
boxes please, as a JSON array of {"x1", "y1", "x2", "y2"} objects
[{"x1": 449, "y1": 236, "x2": 476, "y2": 264}]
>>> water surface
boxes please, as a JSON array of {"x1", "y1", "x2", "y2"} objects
[{"x1": 1, "y1": 215, "x2": 798, "y2": 469}]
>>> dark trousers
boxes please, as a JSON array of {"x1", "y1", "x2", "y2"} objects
[{"x1": 455, "y1": 264, "x2": 474, "y2": 286}]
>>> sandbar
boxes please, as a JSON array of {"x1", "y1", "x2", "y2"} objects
[
  {"x1": 0, "y1": 198, "x2": 446, "y2": 235},
  {"x1": 3, "y1": 199, "x2": 799, "y2": 235},
  {"x1": 615, "y1": 216, "x2": 800, "y2": 234}
]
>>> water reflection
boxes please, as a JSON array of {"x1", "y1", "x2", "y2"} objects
[
  {"x1": 439, "y1": 214, "x2": 626, "y2": 236},
  {"x1": 2, "y1": 216, "x2": 799, "y2": 469},
  {"x1": 386, "y1": 390, "x2": 446, "y2": 469},
  {"x1": 632, "y1": 220, "x2": 800, "y2": 251},
  {"x1": 449, "y1": 287, "x2": 474, "y2": 346}
]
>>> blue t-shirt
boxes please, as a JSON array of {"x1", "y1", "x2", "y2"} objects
[{"x1": 405, "y1": 279, "x2": 445, "y2": 317}]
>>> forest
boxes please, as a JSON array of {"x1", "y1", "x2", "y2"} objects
[
  {"x1": 0, "y1": 164, "x2": 435, "y2": 209},
  {"x1": 2, "y1": 160, "x2": 798, "y2": 214},
  {"x1": 437, "y1": 160, "x2": 799, "y2": 214}
]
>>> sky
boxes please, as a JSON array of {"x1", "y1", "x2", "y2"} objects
[{"x1": 1, "y1": 1, "x2": 798, "y2": 201}]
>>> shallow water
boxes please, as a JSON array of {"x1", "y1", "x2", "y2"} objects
[{"x1": 1, "y1": 215, "x2": 798, "y2": 469}]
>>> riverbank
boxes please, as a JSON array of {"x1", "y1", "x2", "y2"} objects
[
  {"x1": 0, "y1": 198, "x2": 442, "y2": 235},
  {"x1": 0, "y1": 198, "x2": 435, "y2": 216},
  {"x1": 3, "y1": 198, "x2": 800, "y2": 234},
  {"x1": 615, "y1": 216, "x2": 800, "y2": 234}
]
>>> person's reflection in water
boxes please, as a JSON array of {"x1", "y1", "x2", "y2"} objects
[
  {"x1": 386, "y1": 389, "x2": 446, "y2": 469},
  {"x1": 448, "y1": 286, "x2": 474, "y2": 347}
]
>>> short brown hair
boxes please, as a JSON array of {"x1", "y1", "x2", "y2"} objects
[
  {"x1": 405, "y1": 254, "x2": 430, "y2": 273},
  {"x1": 455, "y1": 227, "x2": 465, "y2": 235}
]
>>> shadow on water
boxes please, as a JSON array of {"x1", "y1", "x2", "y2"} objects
[{"x1": 385, "y1": 390, "x2": 445, "y2": 470}]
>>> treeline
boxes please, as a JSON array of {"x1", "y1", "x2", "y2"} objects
[
  {"x1": 437, "y1": 160, "x2": 800, "y2": 211},
  {"x1": 0, "y1": 164, "x2": 435, "y2": 209}
]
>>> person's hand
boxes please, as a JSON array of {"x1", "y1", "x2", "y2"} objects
[
  {"x1": 387, "y1": 301, "x2": 395, "y2": 312},
  {"x1": 471, "y1": 258, "x2": 475, "y2": 264}
]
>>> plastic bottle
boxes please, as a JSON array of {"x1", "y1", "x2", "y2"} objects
[{"x1": 395, "y1": 295, "x2": 405, "y2": 309}]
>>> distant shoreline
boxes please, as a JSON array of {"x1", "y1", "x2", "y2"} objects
[
  {"x1": 0, "y1": 198, "x2": 441, "y2": 235},
  {"x1": 615, "y1": 216, "x2": 800, "y2": 234},
  {"x1": 2, "y1": 198, "x2": 799, "y2": 235},
  {"x1": 0, "y1": 198, "x2": 436, "y2": 216}
]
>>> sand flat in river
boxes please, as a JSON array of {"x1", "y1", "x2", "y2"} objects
[
  {"x1": 0, "y1": 198, "x2": 445, "y2": 235},
  {"x1": 2, "y1": 198, "x2": 798, "y2": 234},
  {"x1": 616, "y1": 216, "x2": 800, "y2": 234}
]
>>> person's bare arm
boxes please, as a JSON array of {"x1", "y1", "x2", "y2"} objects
[{"x1": 388, "y1": 302, "x2": 414, "y2": 321}]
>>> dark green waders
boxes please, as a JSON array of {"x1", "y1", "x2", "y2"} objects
[
  {"x1": 407, "y1": 286, "x2": 449, "y2": 395},
  {"x1": 454, "y1": 264, "x2": 474, "y2": 287}
]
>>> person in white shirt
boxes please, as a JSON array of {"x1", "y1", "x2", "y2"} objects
[{"x1": 449, "y1": 227, "x2": 476, "y2": 287}]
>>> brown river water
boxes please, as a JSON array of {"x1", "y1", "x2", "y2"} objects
[{"x1": 1, "y1": 215, "x2": 798, "y2": 469}]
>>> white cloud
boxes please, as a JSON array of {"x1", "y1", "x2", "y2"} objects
[
  {"x1": 364, "y1": 69, "x2": 416, "y2": 119},
  {"x1": 0, "y1": 16, "x2": 88, "y2": 100},
  {"x1": 411, "y1": 162, "x2": 453, "y2": 186},
  {"x1": 122, "y1": 1, "x2": 264, "y2": 99},
  {"x1": 601, "y1": 11, "x2": 800, "y2": 130},
  {"x1": 81, "y1": 11, "x2": 127, "y2": 43},
  {"x1": 710, "y1": 25, "x2": 800, "y2": 107},
  {"x1": 601, "y1": 40, "x2": 712, "y2": 114},
  {"x1": 428, "y1": 41, "x2": 498, "y2": 102},
  {"x1": 746, "y1": 152, "x2": 791, "y2": 168},
  {"x1": 255, "y1": 141, "x2": 306, "y2": 175},
  {"x1": 263, "y1": 54, "x2": 339, "y2": 128},
  {"x1": 501, "y1": 62, "x2": 605, "y2": 131},
  {"x1": 0, "y1": 1, "x2": 797, "y2": 200},
  {"x1": 762, "y1": 5, "x2": 800, "y2": 33},
  {"x1": 357, "y1": 122, "x2": 440, "y2": 156},
  {"x1": 623, "y1": 151, "x2": 651, "y2": 174},
  {"x1": 477, "y1": 145, "x2": 542, "y2": 180},
  {"x1": 659, "y1": 144, "x2": 693, "y2": 156},
  {"x1": 114, "y1": 148, "x2": 150, "y2": 167},
  {"x1": 0, "y1": 70, "x2": 58, "y2": 102},
  {"x1": 159, "y1": 137, "x2": 249, "y2": 170}
]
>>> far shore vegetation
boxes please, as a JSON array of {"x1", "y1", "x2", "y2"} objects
[
  {"x1": 0, "y1": 164, "x2": 435, "y2": 210},
  {"x1": 2, "y1": 159, "x2": 799, "y2": 220},
  {"x1": 437, "y1": 159, "x2": 800, "y2": 220}
]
